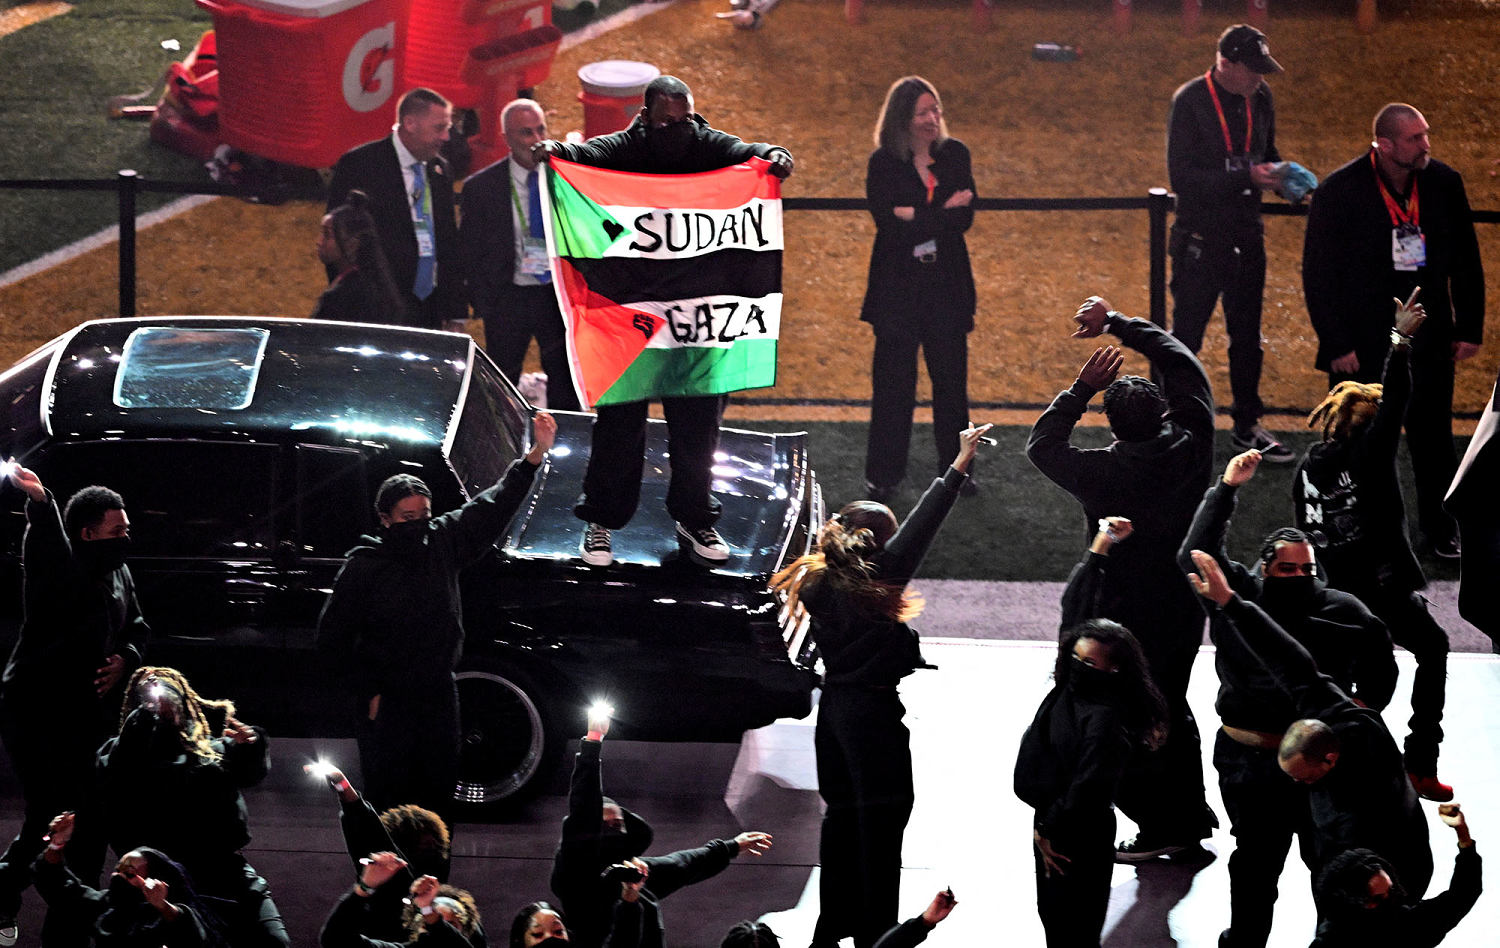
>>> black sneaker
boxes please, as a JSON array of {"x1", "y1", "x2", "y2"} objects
[
  {"x1": 676, "y1": 523, "x2": 730, "y2": 563},
  {"x1": 1431, "y1": 535, "x2": 1462, "y2": 561},
  {"x1": 1231, "y1": 424, "x2": 1295, "y2": 463},
  {"x1": 1115, "y1": 833, "x2": 1198, "y2": 863},
  {"x1": 580, "y1": 523, "x2": 613, "y2": 566}
]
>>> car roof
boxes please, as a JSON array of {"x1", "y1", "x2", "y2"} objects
[{"x1": 38, "y1": 317, "x2": 476, "y2": 453}]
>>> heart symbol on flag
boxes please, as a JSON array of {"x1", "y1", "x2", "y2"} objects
[{"x1": 602, "y1": 220, "x2": 625, "y2": 241}]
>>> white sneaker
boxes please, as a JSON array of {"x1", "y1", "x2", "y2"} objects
[
  {"x1": 676, "y1": 523, "x2": 730, "y2": 563},
  {"x1": 580, "y1": 523, "x2": 613, "y2": 566},
  {"x1": 0, "y1": 918, "x2": 18, "y2": 947}
]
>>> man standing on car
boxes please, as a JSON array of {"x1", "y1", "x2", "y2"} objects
[
  {"x1": 531, "y1": 75, "x2": 794, "y2": 569},
  {"x1": 1167, "y1": 24, "x2": 1294, "y2": 463},
  {"x1": 318, "y1": 413, "x2": 555, "y2": 818},
  {"x1": 0, "y1": 463, "x2": 148, "y2": 947}
]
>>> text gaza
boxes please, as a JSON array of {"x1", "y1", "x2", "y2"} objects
[
  {"x1": 628, "y1": 205, "x2": 771, "y2": 254},
  {"x1": 665, "y1": 301, "x2": 771, "y2": 344}
]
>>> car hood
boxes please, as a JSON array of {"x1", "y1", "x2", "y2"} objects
[{"x1": 506, "y1": 410, "x2": 815, "y2": 579}]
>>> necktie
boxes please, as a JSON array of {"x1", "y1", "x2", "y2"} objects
[
  {"x1": 527, "y1": 168, "x2": 551, "y2": 285},
  {"x1": 411, "y1": 161, "x2": 436, "y2": 301}
]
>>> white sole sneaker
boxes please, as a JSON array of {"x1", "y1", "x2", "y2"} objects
[
  {"x1": 580, "y1": 525, "x2": 614, "y2": 566},
  {"x1": 675, "y1": 523, "x2": 730, "y2": 563}
]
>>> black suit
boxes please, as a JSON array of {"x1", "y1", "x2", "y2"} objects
[
  {"x1": 1302, "y1": 152, "x2": 1485, "y2": 545},
  {"x1": 459, "y1": 159, "x2": 580, "y2": 410},
  {"x1": 327, "y1": 135, "x2": 464, "y2": 329}
]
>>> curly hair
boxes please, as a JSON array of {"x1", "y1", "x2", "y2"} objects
[
  {"x1": 770, "y1": 501, "x2": 921, "y2": 624},
  {"x1": 63, "y1": 485, "x2": 125, "y2": 539},
  {"x1": 1316, "y1": 847, "x2": 1406, "y2": 919},
  {"x1": 722, "y1": 920, "x2": 781, "y2": 948},
  {"x1": 117, "y1": 666, "x2": 237, "y2": 763},
  {"x1": 403, "y1": 884, "x2": 480, "y2": 940},
  {"x1": 1054, "y1": 619, "x2": 1169, "y2": 751},
  {"x1": 1308, "y1": 380, "x2": 1383, "y2": 442},
  {"x1": 1102, "y1": 376, "x2": 1167, "y2": 442},
  {"x1": 378, "y1": 804, "x2": 451, "y2": 864}
]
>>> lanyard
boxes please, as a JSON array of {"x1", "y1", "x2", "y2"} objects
[
  {"x1": 1370, "y1": 150, "x2": 1419, "y2": 229},
  {"x1": 1204, "y1": 69, "x2": 1252, "y2": 157},
  {"x1": 510, "y1": 176, "x2": 530, "y2": 232}
]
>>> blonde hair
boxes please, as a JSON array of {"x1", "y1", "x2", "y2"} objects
[
  {"x1": 404, "y1": 884, "x2": 480, "y2": 940},
  {"x1": 118, "y1": 666, "x2": 238, "y2": 763},
  {"x1": 1308, "y1": 380, "x2": 1383, "y2": 442},
  {"x1": 771, "y1": 503, "x2": 922, "y2": 624}
]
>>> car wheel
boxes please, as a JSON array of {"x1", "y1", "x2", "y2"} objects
[{"x1": 453, "y1": 663, "x2": 561, "y2": 808}]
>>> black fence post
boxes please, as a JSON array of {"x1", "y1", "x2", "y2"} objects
[
  {"x1": 117, "y1": 169, "x2": 138, "y2": 317},
  {"x1": 1147, "y1": 187, "x2": 1171, "y2": 328}
]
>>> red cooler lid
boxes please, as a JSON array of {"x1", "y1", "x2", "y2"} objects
[{"x1": 228, "y1": 0, "x2": 378, "y2": 18}]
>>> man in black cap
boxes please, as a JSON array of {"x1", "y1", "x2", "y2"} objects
[
  {"x1": 533, "y1": 75, "x2": 793, "y2": 569},
  {"x1": 1167, "y1": 24, "x2": 1294, "y2": 463}
]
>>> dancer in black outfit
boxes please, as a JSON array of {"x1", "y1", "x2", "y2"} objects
[
  {"x1": 772, "y1": 424, "x2": 987, "y2": 948},
  {"x1": 1015, "y1": 615, "x2": 1169, "y2": 948},
  {"x1": 1294, "y1": 295, "x2": 1455, "y2": 801}
]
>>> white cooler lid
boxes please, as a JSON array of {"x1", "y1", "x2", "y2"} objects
[
  {"x1": 227, "y1": 0, "x2": 377, "y2": 18},
  {"x1": 578, "y1": 60, "x2": 661, "y2": 99}
]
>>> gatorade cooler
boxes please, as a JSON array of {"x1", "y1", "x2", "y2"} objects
[
  {"x1": 578, "y1": 61, "x2": 660, "y2": 139},
  {"x1": 406, "y1": 0, "x2": 552, "y2": 108},
  {"x1": 197, "y1": 0, "x2": 403, "y2": 169}
]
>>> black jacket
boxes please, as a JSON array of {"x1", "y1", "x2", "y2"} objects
[
  {"x1": 327, "y1": 135, "x2": 464, "y2": 328},
  {"x1": 802, "y1": 468, "x2": 966, "y2": 687},
  {"x1": 1295, "y1": 346, "x2": 1425, "y2": 594},
  {"x1": 320, "y1": 890, "x2": 473, "y2": 948},
  {"x1": 34, "y1": 845, "x2": 229, "y2": 948},
  {"x1": 551, "y1": 739, "x2": 738, "y2": 948},
  {"x1": 859, "y1": 139, "x2": 976, "y2": 332},
  {"x1": 1180, "y1": 480, "x2": 1396, "y2": 730},
  {"x1": 317, "y1": 458, "x2": 539, "y2": 701},
  {"x1": 311, "y1": 267, "x2": 406, "y2": 325},
  {"x1": 460, "y1": 158, "x2": 533, "y2": 322},
  {"x1": 1302, "y1": 152, "x2": 1483, "y2": 373},
  {"x1": 1167, "y1": 70, "x2": 1280, "y2": 239},
  {"x1": 548, "y1": 112, "x2": 787, "y2": 175},
  {"x1": 2, "y1": 490, "x2": 148, "y2": 721},
  {"x1": 1312, "y1": 844, "x2": 1482, "y2": 948},
  {"x1": 1216, "y1": 595, "x2": 1429, "y2": 885},
  {"x1": 1014, "y1": 679, "x2": 1136, "y2": 845}
]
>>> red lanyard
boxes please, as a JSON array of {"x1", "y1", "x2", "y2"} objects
[
  {"x1": 1370, "y1": 150, "x2": 1420, "y2": 228},
  {"x1": 1204, "y1": 69, "x2": 1252, "y2": 157}
]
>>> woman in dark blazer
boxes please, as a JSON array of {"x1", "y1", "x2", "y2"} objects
[{"x1": 860, "y1": 76, "x2": 977, "y2": 501}]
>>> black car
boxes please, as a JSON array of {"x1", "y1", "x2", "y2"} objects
[{"x1": 0, "y1": 318, "x2": 822, "y2": 805}]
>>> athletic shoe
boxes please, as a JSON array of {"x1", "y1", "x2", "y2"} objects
[
  {"x1": 580, "y1": 523, "x2": 613, "y2": 567},
  {"x1": 0, "y1": 918, "x2": 17, "y2": 948},
  {"x1": 676, "y1": 523, "x2": 730, "y2": 563},
  {"x1": 1431, "y1": 535, "x2": 1462, "y2": 561},
  {"x1": 1409, "y1": 772, "x2": 1455, "y2": 802},
  {"x1": 1114, "y1": 833, "x2": 1199, "y2": 863},
  {"x1": 1231, "y1": 425, "x2": 1295, "y2": 463}
]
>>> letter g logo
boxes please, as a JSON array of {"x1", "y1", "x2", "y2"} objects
[{"x1": 342, "y1": 21, "x2": 396, "y2": 114}]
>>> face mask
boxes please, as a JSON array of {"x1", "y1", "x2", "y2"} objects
[
  {"x1": 1260, "y1": 575, "x2": 1317, "y2": 617},
  {"x1": 1068, "y1": 661, "x2": 1122, "y2": 700},
  {"x1": 76, "y1": 536, "x2": 131, "y2": 573},
  {"x1": 383, "y1": 520, "x2": 428, "y2": 549},
  {"x1": 106, "y1": 873, "x2": 144, "y2": 908},
  {"x1": 648, "y1": 121, "x2": 695, "y2": 161},
  {"x1": 532, "y1": 939, "x2": 570, "y2": 946}
]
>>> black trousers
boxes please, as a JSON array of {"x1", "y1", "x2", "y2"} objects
[
  {"x1": 356, "y1": 681, "x2": 460, "y2": 820},
  {"x1": 1169, "y1": 228, "x2": 1266, "y2": 430},
  {"x1": 574, "y1": 395, "x2": 725, "y2": 532},
  {"x1": 864, "y1": 325, "x2": 970, "y2": 490},
  {"x1": 1110, "y1": 583, "x2": 1217, "y2": 841},
  {"x1": 1331, "y1": 346, "x2": 1460, "y2": 546},
  {"x1": 1034, "y1": 814, "x2": 1117, "y2": 948},
  {"x1": 1214, "y1": 731, "x2": 1315, "y2": 948},
  {"x1": 480, "y1": 284, "x2": 581, "y2": 411},
  {"x1": 0, "y1": 702, "x2": 103, "y2": 946},
  {"x1": 1347, "y1": 585, "x2": 1450, "y2": 775},
  {"x1": 812, "y1": 686, "x2": 912, "y2": 948}
]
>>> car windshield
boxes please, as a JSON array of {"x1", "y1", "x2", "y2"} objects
[{"x1": 449, "y1": 356, "x2": 526, "y2": 495}]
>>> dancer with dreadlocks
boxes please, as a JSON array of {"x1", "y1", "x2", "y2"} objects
[
  {"x1": 771, "y1": 423, "x2": 985, "y2": 948},
  {"x1": 1294, "y1": 293, "x2": 1457, "y2": 803},
  {"x1": 90, "y1": 666, "x2": 288, "y2": 947}
]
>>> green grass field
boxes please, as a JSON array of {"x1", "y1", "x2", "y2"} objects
[{"x1": 731, "y1": 417, "x2": 1467, "y2": 582}]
